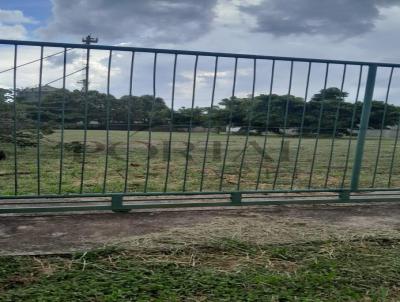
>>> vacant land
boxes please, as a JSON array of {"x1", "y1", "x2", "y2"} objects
[
  {"x1": 2, "y1": 238, "x2": 400, "y2": 301},
  {"x1": 0, "y1": 130, "x2": 398, "y2": 195},
  {"x1": 2, "y1": 204, "x2": 400, "y2": 301}
]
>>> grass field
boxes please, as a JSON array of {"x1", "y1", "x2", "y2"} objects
[
  {"x1": 1, "y1": 237, "x2": 400, "y2": 301},
  {"x1": 2, "y1": 130, "x2": 400, "y2": 301},
  {"x1": 0, "y1": 129, "x2": 399, "y2": 195}
]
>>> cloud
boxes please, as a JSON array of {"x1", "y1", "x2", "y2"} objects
[
  {"x1": 39, "y1": 0, "x2": 218, "y2": 44},
  {"x1": 240, "y1": 0, "x2": 400, "y2": 37},
  {"x1": 0, "y1": 9, "x2": 37, "y2": 40},
  {"x1": 0, "y1": 9, "x2": 37, "y2": 25},
  {"x1": 0, "y1": 24, "x2": 28, "y2": 40},
  {"x1": 46, "y1": 49, "x2": 82, "y2": 66}
]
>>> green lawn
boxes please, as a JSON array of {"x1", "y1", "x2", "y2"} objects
[
  {"x1": 0, "y1": 129, "x2": 399, "y2": 195},
  {"x1": 1, "y1": 237, "x2": 400, "y2": 301}
]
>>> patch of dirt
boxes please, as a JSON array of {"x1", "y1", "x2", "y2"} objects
[{"x1": 1, "y1": 203, "x2": 400, "y2": 255}]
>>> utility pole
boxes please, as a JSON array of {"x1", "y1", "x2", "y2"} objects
[
  {"x1": 82, "y1": 34, "x2": 98, "y2": 45},
  {"x1": 79, "y1": 34, "x2": 98, "y2": 91}
]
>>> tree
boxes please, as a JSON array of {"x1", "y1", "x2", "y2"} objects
[
  {"x1": 311, "y1": 87, "x2": 348, "y2": 102},
  {"x1": 119, "y1": 95, "x2": 170, "y2": 128},
  {"x1": 0, "y1": 88, "x2": 45, "y2": 147},
  {"x1": 174, "y1": 107, "x2": 206, "y2": 128},
  {"x1": 2, "y1": 85, "x2": 399, "y2": 140}
]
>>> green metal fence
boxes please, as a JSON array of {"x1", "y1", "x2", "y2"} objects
[{"x1": 1, "y1": 39, "x2": 400, "y2": 213}]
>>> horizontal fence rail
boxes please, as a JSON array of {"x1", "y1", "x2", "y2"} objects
[{"x1": 0, "y1": 39, "x2": 400, "y2": 213}]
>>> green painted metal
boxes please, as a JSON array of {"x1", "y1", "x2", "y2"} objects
[
  {"x1": 230, "y1": 192, "x2": 242, "y2": 204},
  {"x1": 144, "y1": 53, "x2": 158, "y2": 192},
  {"x1": 290, "y1": 62, "x2": 311, "y2": 190},
  {"x1": 103, "y1": 50, "x2": 112, "y2": 193},
  {"x1": 1, "y1": 39, "x2": 400, "y2": 214},
  {"x1": 12, "y1": 45, "x2": 18, "y2": 195},
  {"x1": 3, "y1": 196, "x2": 400, "y2": 214},
  {"x1": 183, "y1": 55, "x2": 199, "y2": 192},
  {"x1": 256, "y1": 60, "x2": 275, "y2": 190},
  {"x1": 164, "y1": 54, "x2": 177, "y2": 192},
  {"x1": 273, "y1": 61, "x2": 293, "y2": 189},
  {"x1": 2, "y1": 39, "x2": 400, "y2": 68},
  {"x1": 58, "y1": 48, "x2": 67, "y2": 195},
  {"x1": 80, "y1": 47, "x2": 90, "y2": 194},
  {"x1": 36, "y1": 46, "x2": 44, "y2": 195},
  {"x1": 124, "y1": 51, "x2": 135, "y2": 193},
  {"x1": 350, "y1": 64, "x2": 377, "y2": 192},
  {"x1": 341, "y1": 66, "x2": 363, "y2": 188},
  {"x1": 111, "y1": 195, "x2": 130, "y2": 213},
  {"x1": 338, "y1": 190, "x2": 350, "y2": 201},
  {"x1": 388, "y1": 115, "x2": 400, "y2": 187},
  {"x1": 324, "y1": 64, "x2": 347, "y2": 187},
  {"x1": 219, "y1": 57, "x2": 238, "y2": 191},
  {"x1": 200, "y1": 56, "x2": 218, "y2": 191},
  {"x1": 371, "y1": 67, "x2": 394, "y2": 187},
  {"x1": 237, "y1": 59, "x2": 257, "y2": 190},
  {"x1": 308, "y1": 63, "x2": 329, "y2": 189}
]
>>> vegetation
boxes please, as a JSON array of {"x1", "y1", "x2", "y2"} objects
[
  {"x1": 0, "y1": 85, "x2": 399, "y2": 194},
  {"x1": 1, "y1": 86, "x2": 400, "y2": 301},
  {"x1": 0, "y1": 88, "x2": 52, "y2": 147},
  {"x1": 0, "y1": 129, "x2": 398, "y2": 195},
  {"x1": 1, "y1": 237, "x2": 400, "y2": 301},
  {"x1": 1, "y1": 86, "x2": 399, "y2": 140}
]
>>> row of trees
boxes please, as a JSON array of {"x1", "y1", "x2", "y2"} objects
[{"x1": 1, "y1": 86, "x2": 399, "y2": 145}]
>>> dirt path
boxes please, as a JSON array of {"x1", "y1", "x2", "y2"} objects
[{"x1": 1, "y1": 203, "x2": 400, "y2": 255}]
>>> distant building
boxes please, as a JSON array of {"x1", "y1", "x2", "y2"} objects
[
  {"x1": 350, "y1": 125, "x2": 399, "y2": 138},
  {"x1": 279, "y1": 128, "x2": 299, "y2": 136},
  {"x1": 225, "y1": 126, "x2": 241, "y2": 133}
]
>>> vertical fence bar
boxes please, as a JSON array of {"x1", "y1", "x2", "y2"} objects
[
  {"x1": 255, "y1": 60, "x2": 275, "y2": 190},
  {"x1": 144, "y1": 53, "x2": 157, "y2": 192},
  {"x1": 199, "y1": 56, "x2": 218, "y2": 191},
  {"x1": 324, "y1": 64, "x2": 347, "y2": 187},
  {"x1": 164, "y1": 54, "x2": 178, "y2": 192},
  {"x1": 341, "y1": 66, "x2": 363, "y2": 187},
  {"x1": 308, "y1": 63, "x2": 329, "y2": 188},
  {"x1": 388, "y1": 114, "x2": 400, "y2": 187},
  {"x1": 58, "y1": 48, "x2": 67, "y2": 194},
  {"x1": 290, "y1": 62, "x2": 312, "y2": 189},
  {"x1": 350, "y1": 64, "x2": 377, "y2": 191},
  {"x1": 124, "y1": 52, "x2": 135, "y2": 192},
  {"x1": 12, "y1": 45, "x2": 18, "y2": 195},
  {"x1": 182, "y1": 55, "x2": 199, "y2": 191},
  {"x1": 36, "y1": 46, "x2": 44, "y2": 195},
  {"x1": 272, "y1": 61, "x2": 293, "y2": 189},
  {"x1": 237, "y1": 59, "x2": 256, "y2": 190},
  {"x1": 371, "y1": 67, "x2": 394, "y2": 187},
  {"x1": 103, "y1": 50, "x2": 112, "y2": 193},
  {"x1": 79, "y1": 47, "x2": 90, "y2": 193},
  {"x1": 219, "y1": 58, "x2": 238, "y2": 191}
]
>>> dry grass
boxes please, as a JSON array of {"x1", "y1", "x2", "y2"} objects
[{"x1": 114, "y1": 210, "x2": 400, "y2": 266}]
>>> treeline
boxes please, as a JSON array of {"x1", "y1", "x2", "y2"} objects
[{"x1": 1, "y1": 86, "x2": 399, "y2": 141}]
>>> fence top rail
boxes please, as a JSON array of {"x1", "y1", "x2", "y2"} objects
[{"x1": 1, "y1": 39, "x2": 400, "y2": 68}]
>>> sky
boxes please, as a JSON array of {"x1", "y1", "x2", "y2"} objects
[{"x1": 1, "y1": 0, "x2": 400, "y2": 107}]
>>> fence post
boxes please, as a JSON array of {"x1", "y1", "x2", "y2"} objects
[
  {"x1": 111, "y1": 195, "x2": 129, "y2": 213},
  {"x1": 230, "y1": 192, "x2": 242, "y2": 205},
  {"x1": 350, "y1": 64, "x2": 377, "y2": 192}
]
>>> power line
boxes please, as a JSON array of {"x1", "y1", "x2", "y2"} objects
[
  {"x1": 0, "y1": 36, "x2": 97, "y2": 90},
  {"x1": 0, "y1": 48, "x2": 73, "y2": 75},
  {"x1": 43, "y1": 67, "x2": 86, "y2": 87}
]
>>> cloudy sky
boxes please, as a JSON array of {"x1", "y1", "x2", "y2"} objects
[{"x1": 1, "y1": 0, "x2": 400, "y2": 106}]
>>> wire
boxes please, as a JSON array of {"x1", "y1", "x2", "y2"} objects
[
  {"x1": 43, "y1": 67, "x2": 86, "y2": 86},
  {"x1": 0, "y1": 48, "x2": 74, "y2": 75}
]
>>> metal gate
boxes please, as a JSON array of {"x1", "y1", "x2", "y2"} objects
[{"x1": 1, "y1": 39, "x2": 400, "y2": 213}]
